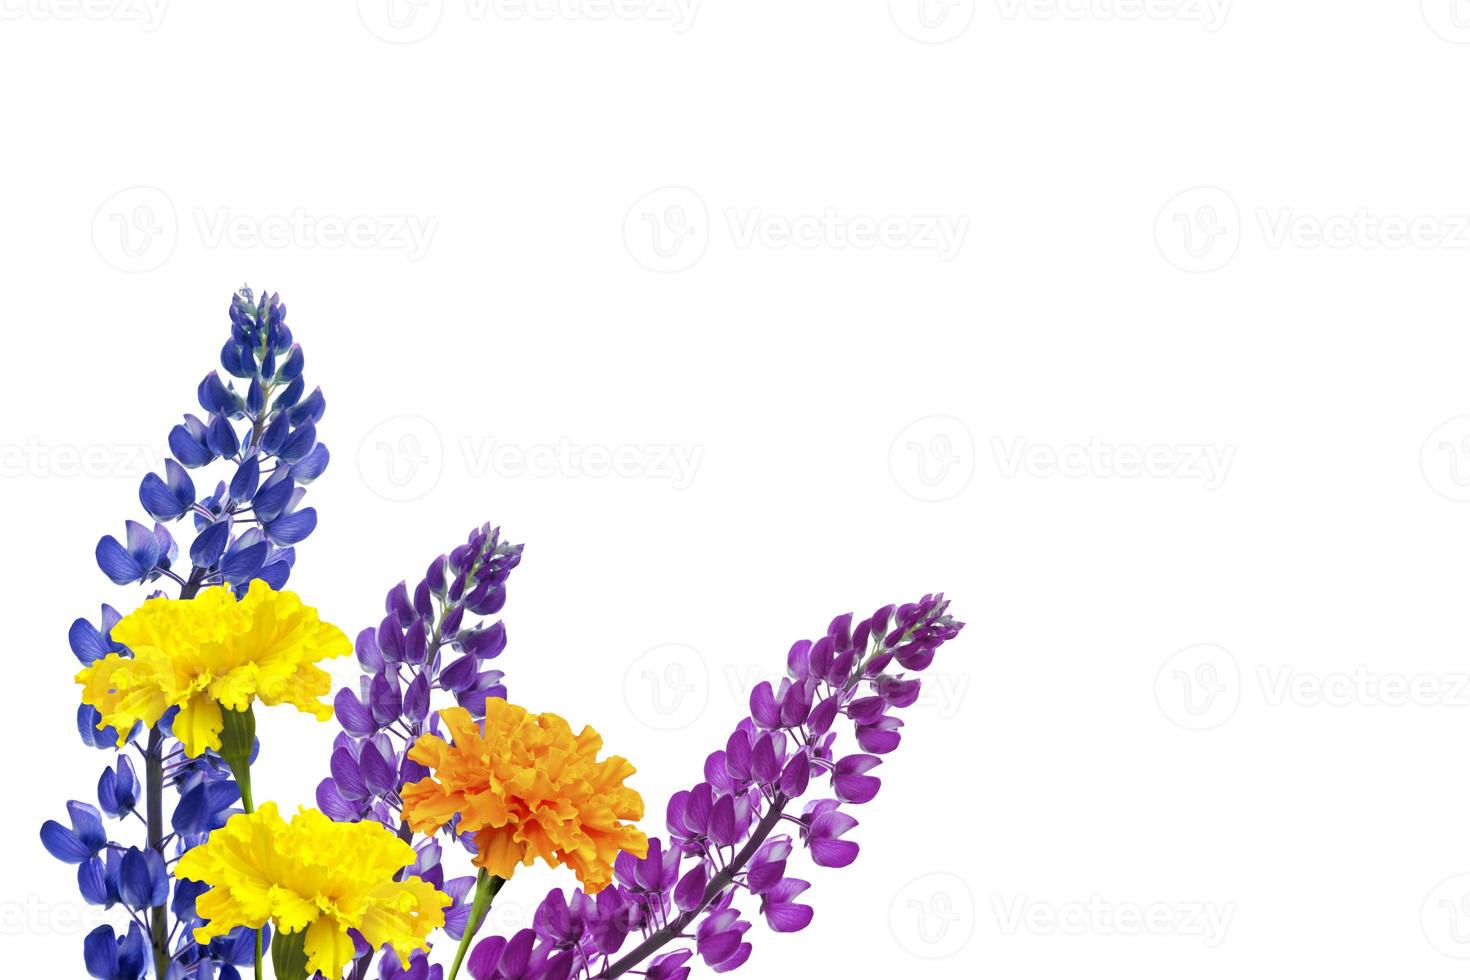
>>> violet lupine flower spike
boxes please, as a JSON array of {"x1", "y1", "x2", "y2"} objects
[
  {"x1": 44, "y1": 287, "x2": 328, "y2": 980},
  {"x1": 315, "y1": 522, "x2": 522, "y2": 980},
  {"x1": 464, "y1": 594, "x2": 963, "y2": 980}
]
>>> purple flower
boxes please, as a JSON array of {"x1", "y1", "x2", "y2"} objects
[
  {"x1": 466, "y1": 594, "x2": 963, "y2": 978},
  {"x1": 317, "y1": 523, "x2": 523, "y2": 976}
]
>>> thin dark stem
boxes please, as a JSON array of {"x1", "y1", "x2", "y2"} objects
[
  {"x1": 143, "y1": 570, "x2": 207, "y2": 977},
  {"x1": 600, "y1": 615, "x2": 932, "y2": 978},
  {"x1": 601, "y1": 793, "x2": 789, "y2": 979},
  {"x1": 145, "y1": 728, "x2": 169, "y2": 980}
]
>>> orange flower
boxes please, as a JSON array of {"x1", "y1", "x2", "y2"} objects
[{"x1": 401, "y1": 699, "x2": 647, "y2": 893}]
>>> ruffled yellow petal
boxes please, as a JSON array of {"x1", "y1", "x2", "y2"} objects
[
  {"x1": 359, "y1": 875, "x2": 448, "y2": 968},
  {"x1": 77, "y1": 583, "x2": 350, "y2": 756},
  {"x1": 175, "y1": 804, "x2": 449, "y2": 969},
  {"x1": 304, "y1": 916, "x2": 358, "y2": 979},
  {"x1": 172, "y1": 695, "x2": 225, "y2": 757}
]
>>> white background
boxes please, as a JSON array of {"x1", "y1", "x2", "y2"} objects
[{"x1": 4, "y1": 1, "x2": 1470, "y2": 977}]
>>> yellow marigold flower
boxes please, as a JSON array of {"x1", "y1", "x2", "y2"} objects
[
  {"x1": 402, "y1": 699, "x2": 648, "y2": 894},
  {"x1": 76, "y1": 581, "x2": 350, "y2": 756},
  {"x1": 175, "y1": 803, "x2": 449, "y2": 978}
]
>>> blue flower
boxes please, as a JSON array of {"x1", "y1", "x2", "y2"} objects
[
  {"x1": 83, "y1": 923, "x2": 148, "y2": 980},
  {"x1": 138, "y1": 459, "x2": 197, "y2": 522},
  {"x1": 118, "y1": 846, "x2": 168, "y2": 910},
  {"x1": 95, "y1": 520, "x2": 175, "y2": 585},
  {"x1": 68, "y1": 605, "x2": 123, "y2": 665},
  {"x1": 98, "y1": 757, "x2": 139, "y2": 817},
  {"x1": 40, "y1": 801, "x2": 107, "y2": 863}
]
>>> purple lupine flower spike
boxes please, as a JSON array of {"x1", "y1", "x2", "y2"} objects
[
  {"x1": 466, "y1": 593, "x2": 962, "y2": 979},
  {"x1": 321, "y1": 523, "x2": 523, "y2": 980}
]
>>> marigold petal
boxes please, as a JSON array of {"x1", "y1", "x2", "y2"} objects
[
  {"x1": 303, "y1": 916, "x2": 358, "y2": 979},
  {"x1": 173, "y1": 695, "x2": 225, "y2": 757}
]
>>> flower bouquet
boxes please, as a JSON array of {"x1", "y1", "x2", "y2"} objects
[{"x1": 42, "y1": 288, "x2": 964, "y2": 980}]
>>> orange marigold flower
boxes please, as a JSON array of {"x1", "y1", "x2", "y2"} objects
[{"x1": 401, "y1": 699, "x2": 647, "y2": 893}]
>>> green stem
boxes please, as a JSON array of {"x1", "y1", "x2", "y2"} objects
[
  {"x1": 447, "y1": 869, "x2": 505, "y2": 980},
  {"x1": 220, "y1": 704, "x2": 262, "y2": 980}
]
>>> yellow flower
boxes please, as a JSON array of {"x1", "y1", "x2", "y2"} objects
[
  {"x1": 175, "y1": 803, "x2": 449, "y2": 978},
  {"x1": 76, "y1": 581, "x2": 350, "y2": 756},
  {"x1": 401, "y1": 699, "x2": 648, "y2": 894}
]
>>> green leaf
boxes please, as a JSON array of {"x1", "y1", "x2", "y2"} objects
[{"x1": 271, "y1": 928, "x2": 309, "y2": 980}]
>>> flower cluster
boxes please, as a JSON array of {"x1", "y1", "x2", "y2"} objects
[
  {"x1": 403, "y1": 701, "x2": 648, "y2": 893},
  {"x1": 176, "y1": 803, "x2": 451, "y2": 978},
  {"x1": 43, "y1": 288, "x2": 337, "y2": 980},
  {"x1": 77, "y1": 582, "x2": 350, "y2": 757},
  {"x1": 96, "y1": 288, "x2": 326, "y2": 596},
  {"x1": 462, "y1": 594, "x2": 963, "y2": 980},
  {"x1": 318, "y1": 524, "x2": 522, "y2": 827},
  {"x1": 42, "y1": 286, "x2": 964, "y2": 980}
]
